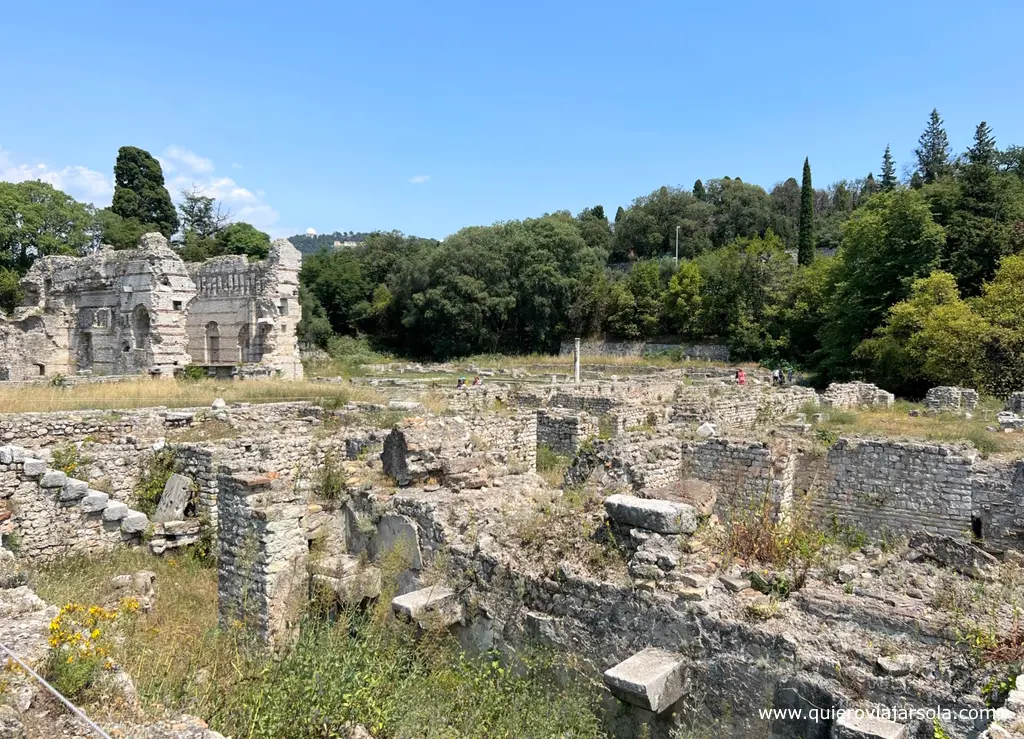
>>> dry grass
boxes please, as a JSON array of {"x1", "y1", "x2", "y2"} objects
[
  {"x1": 29, "y1": 549, "x2": 222, "y2": 710},
  {"x1": 0, "y1": 378, "x2": 387, "y2": 414},
  {"x1": 460, "y1": 352, "x2": 738, "y2": 370},
  {"x1": 816, "y1": 400, "x2": 1023, "y2": 459}
]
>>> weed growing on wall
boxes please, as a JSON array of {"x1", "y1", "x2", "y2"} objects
[
  {"x1": 51, "y1": 442, "x2": 91, "y2": 477},
  {"x1": 133, "y1": 449, "x2": 177, "y2": 516},
  {"x1": 313, "y1": 450, "x2": 348, "y2": 502}
]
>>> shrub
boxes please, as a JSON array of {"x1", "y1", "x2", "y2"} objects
[
  {"x1": 314, "y1": 450, "x2": 348, "y2": 501},
  {"x1": 133, "y1": 449, "x2": 177, "y2": 516},
  {"x1": 51, "y1": 442, "x2": 90, "y2": 477},
  {"x1": 180, "y1": 365, "x2": 208, "y2": 382},
  {"x1": 44, "y1": 599, "x2": 139, "y2": 700}
]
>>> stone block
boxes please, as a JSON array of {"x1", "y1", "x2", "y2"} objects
[
  {"x1": 39, "y1": 470, "x2": 67, "y2": 488},
  {"x1": 832, "y1": 713, "x2": 908, "y2": 739},
  {"x1": 0, "y1": 447, "x2": 18, "y2": 464},
  {"x1": 370, "y1": 514, "x2": 422, "y2": 570},
  {"x1": 907, "y1": 531, "x2": 998, "y2": 578},
  {"x1": 604, "y1": 494, "x2": 698, "y2": 535},
  {"x1": 58, "y1": 479, "x2": 89, "y2": 502},
  {"x1": 121, "y1": 512, "x2": 149, "y2": 535},
  {"x1": 162, "y1": 519, "x2": 201, "y2": 536},
  {"x1": 154, "y1": 473, "x2": 193, "y2": 523},
  {"x1": 80, "y1": 492, "x2": 110, "y2": 514},
  {"x1": 720, "y1": 575, "x2": 750, "y2": 592},
  {"x1": 102, "y1": 501, "x2": 129, "y2": 522},
  {"x1": 391, "y1": 585, "x2": 462, "y2": 627},
  {"x1": 602, "y1": 647, "x2": 686, "y2": 714}
]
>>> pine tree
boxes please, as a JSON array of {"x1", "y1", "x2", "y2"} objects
[
  {"x1": 914, "y1": 109, "x2": 951, "y2": 184},
  {"x1": 798, "y1": 158, "x2": 814, "y2": 265},
  {"x1": 862, "y1": 173, "x2": 878, "y2": 199},
  {"x1": 880, "y1": 145, "x2": 897, "y2": 191},
  {"x1": 614, "y1": 206, "x2": 625, "y2": 223},
  {"x1": 111, "y1": 146, "x2": 179, "y2": 238},
  {"x1": 693, "y1": 179, "x2": 706, "y2": 201}
]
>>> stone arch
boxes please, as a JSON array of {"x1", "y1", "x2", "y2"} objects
[
  {"x1": 237, "y1": 324, "x2": 251, "y2": 363},
  {"x1": 131, "y1": 304, "x2": 151, "y2": 350},
  {"x1": 205, "y1": 321, "x2": 221, "y2": 363}
]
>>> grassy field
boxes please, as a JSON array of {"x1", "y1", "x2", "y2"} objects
[
  {"x1": 814, "y1": 400, "x2": 1023, "y2": 458},
  {"x1": 0, "y1": 377, "x2": 386, "y2": 414}
]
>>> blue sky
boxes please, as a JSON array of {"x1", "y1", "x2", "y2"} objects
[{"x1": 2, "y1": 0, "x2": 1022, "y2": 239}]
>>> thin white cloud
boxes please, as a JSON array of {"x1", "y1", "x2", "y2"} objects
[
  {"x1": 409, "y1": 174, "x2": 430, "y2": 184},
  {"x1": 161, "y1": 145, "x2": 214, "y2": 174},
  {"x1": 232, "y1": 162, "x2": 243, "y2": 170},
  {"x1": 0, "y1": 145, "x2": 113, "y2": 204}
]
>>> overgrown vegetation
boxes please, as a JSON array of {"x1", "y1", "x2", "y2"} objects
[
  {"x1": 30, "y1": 548, "x2": 609, "y2": 738},
  {"x1": 313, "y1": 450, "x2": 348, "y2": 501},
  {"x1": 536, "y1": 445, "x2": 571, "y2": 488},
  {"x1": 132, "y1": 449, "x2": 178, "y2": 516},
  {"x1": 50, "y1": 442, "x2": 90, "y2": 477}
]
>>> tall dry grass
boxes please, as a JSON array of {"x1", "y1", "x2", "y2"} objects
[{"x1": 0, "y1": 378, "x2": 386, "y2": 414}]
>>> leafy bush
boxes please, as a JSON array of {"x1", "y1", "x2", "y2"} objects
[
  {"x1": 44, "y1": 599, "x2": 139, "y2": 699},
  {"x1": 180, "y1": 365, "x2": 208, "y2": 382},
  {"x1": 133, "y1": 449, "x2": 177, "y2": 516},
  {"x1": 314, "y1": 450, "x2": 348, "y2": 501},
  {"x1": 51, "y1": 442, "x2": 90, "y2": 477}
]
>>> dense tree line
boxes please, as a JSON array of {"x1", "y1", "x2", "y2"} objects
[
  {"x1": 287, "y1": 231, "x2": 376, "y2": 255},
  {"x1": 298, "y1": 110, "x2": 1024, "y2": 397},
  {"x1": 0, "y1": 146, "x2": 270, "y2": 312}
]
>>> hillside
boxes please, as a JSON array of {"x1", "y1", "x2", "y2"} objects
[{"x1": 287, "y1": 231, "x2": 373, "y2": 255}]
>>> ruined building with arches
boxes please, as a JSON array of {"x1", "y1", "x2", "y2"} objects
[{"x1": 0, "y1": 233, "x2": 303, "y2": 381}]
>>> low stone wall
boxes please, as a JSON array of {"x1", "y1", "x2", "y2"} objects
[
  {"x1": 671, "y1": 386, "x2": 817, "y2": 430},
  {"x1": 820, "y1": 382, "x2": 895, "y2": 409},
  {"x1": 566, "y1": 433, "x2": 684, "y2": 493},
  {"x1": 537, "y1": 409, "x2": 598, "y2": 456},
  {"x1": 558, "y1": 340, "x2": 730, "y2": 362},
  {"x1": 681, "y1": 438, "x2": 795, "y2": 513},
  {"x1": 924, "y1": 386, "x2": 979, "y2": 413},
  {"x1": 0, "y1": 445, "x2": 148, "y2": 562}
]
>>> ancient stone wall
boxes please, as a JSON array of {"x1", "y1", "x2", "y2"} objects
[
  {"x1": 0, "y1": 234, "x2": 303, "y2": 382},
  {"x1": 217, "y1": 474, "x2": 308, "y2": 646},
  {"x1": 819, "y1": 439, "x2": 976, "y2": 539},
  {"x1": 820, "y1": 382, "x2": 895, "y2": 409},
  {"x1": 185, "y1": 239, "x2": 303, "y2": 379},
  {"x1": 558, "y1": 340, "x2": 731, "y2": 362},
  {"x1": 680, "y1": 438, "x2": 791, "y2": 514},
  {"x1": 924, "y1": 386, "x2": 979, "y2": 413},
  {"x1": 0, "y1": 445, "x2": 148, "y2": 562},
  {"x1": 671, "y1": 385, "x2": 816, "y2": 430},
  {"x1": 536, "y1": 409, "x2": 598, "y2": 455}
]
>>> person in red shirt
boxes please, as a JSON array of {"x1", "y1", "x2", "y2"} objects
[{"x1": 736, "y1": 368, "x2": 746, "y2": 385}]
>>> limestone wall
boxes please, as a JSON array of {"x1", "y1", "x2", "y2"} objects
[
  {"x1": 558, "y1": 340, "x2": 730, "y2": 362},
  {"x1": 820, "y1": 382, "x2": 895, "y2": 409},
  {"x1": 924, "y1": 386, "x2": 979, "y2": 413},
  {"x1": 681, "y1": 438, "x2": 793, "y2": 513},
  {"x1": 671, "y1": 385, "x2": 817, "y2": 430},
  {"x1": 217, "y1": 474, "x2": 308, "y2": 645},
  {"x1": 537, "y1": 409, "x2": 598, "y2": 455}
]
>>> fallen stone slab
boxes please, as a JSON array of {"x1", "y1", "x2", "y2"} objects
[
  {"x1": 102, "y1": 501, "x2": 129, "y2": 522},
  {"x1": 154, "y1": 473, "x2": 193, "y2": 523},
  {"x1": 391, "y1": 585, "x2": 462, "y2": 627},
  {"x1": 833, "y1": 712, "x2": 908, "y2": 739},
  {"x1": 875, "y1": 654, "x2": 916, "y2": 677},
  {"x1": 604, "y1": 494, "x2": 698, "y2": 535},
  {"x1": 80, "y1": 491, "x2": 109, "y2": 514},
  {"x1": 720, "y1": 575, "x2": 751, "y2": 592},
  {"x1": 907, "y1": 531, "x2": 998, "y2": 578},
  {"x1": 388, "y1": 400, "x2": 423, "y2": 412},
  {"x1": 602, "y1": 647, "x2": 686, "y2": 714}
]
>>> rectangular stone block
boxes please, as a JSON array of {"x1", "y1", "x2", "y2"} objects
[
  {"x1": 22, "y1": 458, "x2": 46, "y2": 477},
  {"x1": 833, "y1": 713, "x2": 908, "y2": 739},
  {"x1": 40, "y1": 470, "x2": 68, "y2": 489},
  {"x1": 154, "y1": 473, "x2": 193, "y2": 523},
  {"x1": 59, "y1": 479, "x2": 89, "y2": 502},
  {"x1": 603, "y1": 647, "x2": 686, "y2": 714},
  {"x1": 80, "y1": 491, "x2": 109, "y2": 514},
  {"x1": 121, "y1": 511, "x2": 149, "y2": 535},
  {"x1": 392, "y1": 585, "x2": 462, "y2": 626},
  {"x1": 604, "y1": 494, "x2": 698, "y2": 534},
  {"x1": 101, "y1": 501, "x2": 129, "y2": 522}
]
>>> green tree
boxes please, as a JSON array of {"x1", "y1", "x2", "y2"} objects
[
  {"x1": 0, "y1": 181, "x2": 93, "y2": 271},
  {"x1": 110, "y1": 146, "x2": 178, "y2": 237},
  {"x1": 693, "y1": 179, "x2": 706, "y2": 201},
  {"x1": 816, "y1": 189, "x2": 946, "y2": 381},
  {"x1": 862, "y1": 173, "x2": 878, "y2": 199},
  {"x1": 216, "y1": 222, "x2": 271, "y2": 260},
  {"x1": 880, "y1": 145, "x2": 897, "y2": 191},
  {"x1": 93, "y1": 208, "x2": 150, "y2": 250},
  {"x1": 0, "y1": 267, "x2": 22, "y2": 314},
  {"x1": 798, "y1": 158, "x2": 814, "y2": 265},
  {"x1": 662, "y1": 260, "x2": 703, "y2": 336},
  {"x1": 575, "y1": 205, "x2": 612, "y2": 257},
  {"x1": 614, "y1": 206, "x2": 625, "y2": 223},
  {"x1": 914, "y1": 109, "x2": 951, "y2": 184},
  {"x1": 605, "y1": 261, "x2": 662, "y2": 339}
]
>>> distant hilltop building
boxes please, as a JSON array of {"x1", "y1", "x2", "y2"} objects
[
  {"x1": 333, "y1": 240, "x2": 360, "y2": 249},
  {"x1": 0, "y1": 233, "x2": 303, "y2": 381}
]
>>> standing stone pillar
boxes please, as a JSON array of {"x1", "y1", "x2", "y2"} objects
[
  {"x1": 217, "y1": 473, "x2": 308, "y2": 648},
  {"x1": 574, "y1": 337, "x2": 581, "y2": 385}
]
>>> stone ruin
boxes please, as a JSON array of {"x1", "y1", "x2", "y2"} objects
[
  {"x1": 0, "y1": 233, "x2": 303, "y2": 382},
  {"x1": 3, "y1": 371, "x2": 1024, "y2": 737},
  {"x1": 925, "y1": 386, "x2": 980, "y2": 414}
]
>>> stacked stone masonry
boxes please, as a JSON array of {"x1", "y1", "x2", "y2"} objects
[
  {"x1": 924, "y1": 386, "x2": 979, "y2": 413},
  {"x1": 0, "y1": 233, "x2": 302, "y2": 381},
  {"x1": 821, "y1": 382, "x2": 895, "y2": 409}
]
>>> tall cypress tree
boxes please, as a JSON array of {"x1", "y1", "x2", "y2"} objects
[
  {"x1": 798, "y1": 157, "x2": 814, "y2": 265},
  {"x1": 693, "y1": 179, "x2": 706, "y2": 201},
  {"x1": 111, "y1": 146, "x2": 179, "y2": 238},
  {"x1": 914, "y1": 109, "x2": 951, "y2": 184},
  {"x1": 863, "y1": 173, "x2": 878, "y2": 199},
  {"x1": 880, "y1": 145, "x2": 897, "y2": 191},
  {"x1": 614, "y1": 206, "x2": 625, "y2": 223}
]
